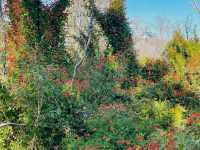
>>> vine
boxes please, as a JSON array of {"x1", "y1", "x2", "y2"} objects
[{"x1": 94, "y1": 0, "x2": 138, "y2": 88}]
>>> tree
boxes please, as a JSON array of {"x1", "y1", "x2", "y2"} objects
[
  {"x1": 1, "y1": 1, "x2": 74, "y2": 149},
  {"x1": 5, "y1": 0, "x2": 70, "y2": 72},
  {"x1": 192, "y1": 0, "x2": 200, "y2": 14},
  {"x1": 94, "y1": 0, "x2": 138, "y2": 88},
  {"x1": 0, "y1": 0, "x2": 138, "y2": 149},
  {"x1": 94, "y1": 0, "x2": 133, "y2": 54}
]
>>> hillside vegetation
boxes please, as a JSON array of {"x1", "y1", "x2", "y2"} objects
[{"x1": 0, "y1": 0, "x2": 200, "y2": 149}]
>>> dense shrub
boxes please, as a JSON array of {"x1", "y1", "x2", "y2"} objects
[
  {"x1": 61, "y1": 104, "x2": 141, "y2": 149},
  {"x1": 136, "y1": 80, "x2": 199, "y2": 108},
  {"x1": 140, "y1": 59, "x2": 169, "y2": 82},
  {"x1": 166, "y1": 31, "x2": 200, "y2": 81},
  {"x1": 1, "y1": 1, "x2": 200, "y2": 149},
  {"x1": 78, "y1": 55, "x2": 127, "y2": 106}
]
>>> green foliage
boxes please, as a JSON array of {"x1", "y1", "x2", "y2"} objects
[
  {"x1": 13, "y1": 64, "x2": 86, "y2": 149},
  {"x1": 0, "y1": 127, "x2": 12, "y2": 150},
  {"x1": 0, "y1": 82, "x2": 18, "y2": 123},
  {"x1": 95, "y1": 0, "x2": 133, "y2": 54},
  {"x1": 85, "y1": 110, "x2": 136, "y2": 149},
  {"x1": 79, "y1": 55, "x2": 126, "y2": 105},
  {"x1": 174, "y1": 130, "x2": 200, "y2": 150},
  {"x1": 138, "y1": 100, "x2": 186, "y2": 129},
  {"x1": 1, "y1": 1, "x2": 200, "y2": 149},
  {"x1": 170, "y1": 104, "x2": 186, "y2": 128},
  {"x1": 21, "y1": 0, "x2": 70, "y2": 65},
  {"x1": 150, "y1": 125, "x2": 200, "y2": 150},
  {"x1": 140, "y1": 59, "x2": 169, "y2": 82},
  {"x1": 136, "y1": 80, "x2": 199, "y2": 108},
  {"x1": 94, "y1": 0, "x2": 139, "y2": 87},
  {"x1": 61, "y1": 108, "x2": 138, "y2": 149},
  {"x1": 166, "y1": 31, "x2": 200, "y2": 80}
]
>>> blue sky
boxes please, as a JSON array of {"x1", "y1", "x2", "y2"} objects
[{"x1": 126, "y1": 0, "x2": 200, "y2": 24}]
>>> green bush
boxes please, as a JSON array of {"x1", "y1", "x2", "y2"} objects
[
  {"x1": 61, "y1": 107, "x2": 138, "y2": 149},
  {"x1": 136, "y1": 80, "x2": 199, "y2": 108},
  {"x1": 140, "y1": 59, "x2": 169, "y2": 82},
  {"x1": 80, "y1": 56, "x2": 126, "y2": 105}
]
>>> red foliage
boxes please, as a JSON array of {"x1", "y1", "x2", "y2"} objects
[
  {"x1": 187, "y1": 112, "x2": 200, "y2": 126},
  {"x1": 63, "y1": 91, "x2": 70, "y2": 97},
  {"x1": 18, "y1": 74, "x2": 25, "y2": 84},
  {"x1": 7, "y1": 55, "x2": 16, "y2": 63},
  {"x1": 116, "y1": 140, "x2": 131, "y2": 145},
  {"x1": 10, "y1": 0, "x2": 23, "y2": 16},
  {"x1": 136, "y1": 135, "x2": 144, "y2": 142},
  {"x1": 174, "y1": 89, "x2": 182, "y2": 97},
  {"x1": 5, "y1": 0, "x2": 26, "y2": 75},
  {"x1": 127, "y1": 147, "x2": 134, "y2": 150},
  {"x1": 61, "y1": 67, "x2": 68, "y2": 77},
  {"x1": 95, "y1": 56, "x2": 107, "y2": 70},
  {"x1": 66, "y1": 79, "x2": 89, "y2": 91},
  {"x1": 146, "y1": 141, "x2": 160, "y2": 150},
  {"x1": 165, "y1": 130, "x2": 175, "y2": 150},
  {"x1": 85, "y1": 145, "x2": 97, "y2": 150}
]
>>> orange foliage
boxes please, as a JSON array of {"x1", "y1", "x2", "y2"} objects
[
  {"x1": 5, "y1": 0, "x2": 26, "y2": 75},
  {"x1": 187, "y1": 112, "x2": 200, "y2": 126},
  {"x1": 66, "y1": 79, "x2": 89, "y2": 91},
  {"x1": 146, "y1": 141, "x2": 160, "y2": 150},
  {"x1": 116, "y1": 140, "x2": 131, "y2": 145},
  {"x1": 10, "y1": 0, "x2": 23, "y2": 17},
  {"x1": 136, "y1": 135, "x2": 144, "y2": 142},
  {"x1": 172, "y1": 73, "x2": 181, "y2": 82},
  {"x1": 95, "y1": 56, "x2": 107, "y2": 70},
  {"x1": 20, "y1": 51, "x2": 28, "y2": 59},
  {"x1": 165, "y1": 130, "x2": 175, "y2": 150},
  {"x1": 186, "y1": 51, "x2": 200, "y2": 73}
]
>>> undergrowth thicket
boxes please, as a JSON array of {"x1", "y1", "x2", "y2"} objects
[{"x1": 0, "y1": 0, "x2": 200, "y2": 149}]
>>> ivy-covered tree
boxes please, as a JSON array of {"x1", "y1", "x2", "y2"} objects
[
  {"x1": 94, "y1": 0, "x2": 138, "y2": 88},
  {"x1": 0, "y1": 1, "x2": 87, "y2": 149},
  {"x1": 94, "y1": 0, "x2": 133, "y2": 53},
  {"x1": 6, "y1": 0, "x2": 70, "y2": 72},
  {"x1": 0, "y1": 0, "x2": 148, "y2": 149}
]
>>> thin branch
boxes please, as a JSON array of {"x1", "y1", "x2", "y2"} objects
[
  {"x1": 71, "y1": 0, "x2": 95, "y2": 85},
  {"x1": 192, "y1": 0, "x2": 200, "y2": 14},
  {"x1": 0, "y1": 122, "x2": 25, "y2": 128}
]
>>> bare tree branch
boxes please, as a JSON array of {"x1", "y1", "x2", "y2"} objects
[
  {"x1": 71, "y1": 0, "x2": 95, "y2": 85},
  {"x1": 0, "y1": 122, "x2": 25, "y2": 128},
  {"x1": 192, "y1": 0, "x2": 200, "y2": 14}
]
